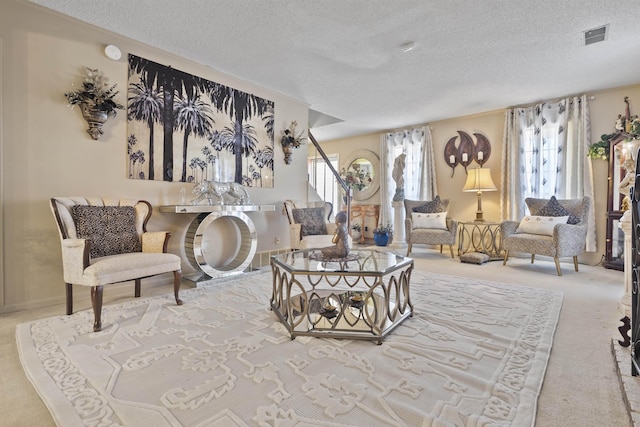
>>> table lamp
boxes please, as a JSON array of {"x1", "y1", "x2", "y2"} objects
[{"x1": 463, "y1": 167, "x2": 497, "y2": 222}]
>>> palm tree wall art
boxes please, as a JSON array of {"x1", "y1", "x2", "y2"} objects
[{"x1": 127, "y1": 54, "x2": 275, "y2": 187}]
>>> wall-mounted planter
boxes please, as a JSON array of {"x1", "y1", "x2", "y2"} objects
[
  {"x1": 80, "y1": 103, "x2": 110, "y2": 140},
  {"x1": 64, "y1": 67, "x2": 123, "y2": 141}
]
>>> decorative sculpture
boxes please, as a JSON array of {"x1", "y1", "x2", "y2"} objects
[
  {"x1": 392, "y1": 153, "x2": 406, "y2": 201},
  {"x1": 320, "y1": 211, "x2": 350, "y2": 258},
  {"x1": 190, "y1": 181, "x2": 250, "y2": 205}
]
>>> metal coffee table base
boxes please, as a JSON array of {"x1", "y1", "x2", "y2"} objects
[{"x1": 270, "y1": 251, "x2": 413, "y2": 344}]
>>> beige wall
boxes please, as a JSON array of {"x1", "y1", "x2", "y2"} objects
[
  {"x1": 0, "y1": 1, "x2": 308, "y2": 312},
  {"x1": 2, "y1": 1, "x2": 638, "y2": 313},
  {"x1": 318, "y1": 85, "x2": 640, "y2": 268}
]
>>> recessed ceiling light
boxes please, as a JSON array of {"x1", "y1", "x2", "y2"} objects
[{"x1": 400, "y1": 41, "x2": 417, "y2": 53}]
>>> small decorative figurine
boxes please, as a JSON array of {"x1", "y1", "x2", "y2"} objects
[{"x1": 320, "y1": 211, "x2": 350, "y2": 259}]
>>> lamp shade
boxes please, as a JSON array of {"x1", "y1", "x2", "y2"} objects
[{"x1": 463, "y1": 168, "x2": 497, "y2": 192}]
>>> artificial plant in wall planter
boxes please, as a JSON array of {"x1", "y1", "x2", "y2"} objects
[
  {"x1": 65, "y1": 67, "x2": 124, "y2": 140},
  {"x1": 280, "y1": 120, "x2": 307, "y2": 164}
]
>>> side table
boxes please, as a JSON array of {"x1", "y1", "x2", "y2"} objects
[{"x1": 457, "y1": 221, "x2": 504, "y2": 260}]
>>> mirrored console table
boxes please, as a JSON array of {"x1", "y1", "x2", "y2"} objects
[{"x1": 159, "y1": 204, "x2": 275, "y2": 285}]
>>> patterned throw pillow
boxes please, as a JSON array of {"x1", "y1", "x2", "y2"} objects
[
  {"x1": 412, "y1": 195, "x2": 448, "y2": 213},
  {"x1": 71, "y1": 205, "x2": 142, "y2": 258},
  {"x1": 536, "y1": 196, "x2": 580, "y2": 224},
  {"x1": 291, "y1": 207, "x2": 328, "y2": 236}
]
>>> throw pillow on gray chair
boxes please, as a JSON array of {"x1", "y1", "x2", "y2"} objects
[
  {"x1": 50, "y1": 197, "x2": 183, "y2": 331},
  {"x1": 501, "y1": 196, "x2": 590, "y2": 276},
  {"x1": 404, "y1": 196, "x2": 458, "y2": 257}
]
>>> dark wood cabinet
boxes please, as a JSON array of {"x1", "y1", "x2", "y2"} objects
[{"x1": 605, "y1": 135, "x2": 633, "y2": 271}]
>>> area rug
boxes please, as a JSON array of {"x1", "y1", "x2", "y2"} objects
[{"x1": 17, "y1": 270, "x2": 562, "y2": 426}]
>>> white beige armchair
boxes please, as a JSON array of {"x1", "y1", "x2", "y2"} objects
[
  {"x1": 501, "y1": 196, "x2": 590, "y2": 276},
  {"x1": 283, "y1": 200, "x2": 352, "y2": 250},
  {"x1": 50, "y1": 197, "x2": 182, "y2": 331}
]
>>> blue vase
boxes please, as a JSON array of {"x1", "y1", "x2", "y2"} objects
[{"x1": 374, "y1": 232, "x2": 389, "y2": 246}]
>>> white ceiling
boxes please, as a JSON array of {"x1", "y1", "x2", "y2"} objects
[{"x1": 28, "y1": 0, "x2": 640, "y2": 141}]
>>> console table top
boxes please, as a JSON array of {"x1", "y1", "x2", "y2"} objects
[{"x1": 159, "y1": 204, "x2": 276, "y2": 214}]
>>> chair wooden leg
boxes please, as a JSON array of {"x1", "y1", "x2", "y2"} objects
[
  {"x1": 174, "y1": 270, "x2": 183, "y2": 306},
  {"x1": 66, "y1": 283, "x2": 73, "y2": 315},
  {"x1": 530, "y1": 254, "x2": 535, "y2": 264},
  {"x1": 91, "y1": 285, "x2": 104, "y2": 332},
  {"x1": 554, "y1": 257, "x2": 563, "y2": 276},
  {"x1": 439, "y1": 245, "x2": 443, "y2": 253},
  {"x1": 406, "y1": 244, "x2": 412, "y2": 256},
  {"x1": 573, "y1": 256, "x2": 579, "y2": 272},
  {"x1": 448, "y1": 245, "x2": 454, "y2": 258},
  {"x1": 134, "y1": 279, "x2": 141, "y2": 298},
  {"x1": 503, "y1": 250, "x2": 509, "y2": 265}
]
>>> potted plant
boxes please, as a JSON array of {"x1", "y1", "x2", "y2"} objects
[
  {"x1": 65, "y1": 67, "x2": 124, "y2": 140},
  {"x1": 373, "y1": 223, "x2": 393, "y2": 246},
  {"x1": 587, "y1": 135, "x2": 612, "y2": 160},
  {"x1": 280, "y1": 120, "x2": 307, "y2": 164},
  {"x1": 351, "y1": 223, "x2": 362, "y2": 241},
  {"x1": 340, "y1": 165, "x2": 372, "y2": 192}
]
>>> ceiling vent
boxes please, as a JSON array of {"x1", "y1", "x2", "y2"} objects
[{"x1": 584, "y1": 25, "x2": 608, "y2": 45}]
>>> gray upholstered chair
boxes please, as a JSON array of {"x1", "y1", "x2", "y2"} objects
[
  {"x1": 501, "y1": 196, "x2": 590, "y2": 276},
  {"x1": 50, "y1": 197, "x2": 183, "y2": 331},
  {"x1": 404, "y1": 197, "x2": 458, "y2": 257},
  {"x1": 283, "y1": 199, "x2": 353, "y2": 250}
]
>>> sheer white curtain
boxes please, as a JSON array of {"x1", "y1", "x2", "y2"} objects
[
  {"x1": 501, "y1": 95, "x2": 596, "y2": 251},
  {"x1": 379, "y1": 126, "x2": 437, "y2": 227}
]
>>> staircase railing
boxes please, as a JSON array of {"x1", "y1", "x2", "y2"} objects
[{"x1": 308, "y1": 131, "x2": 352, "y2": 229}]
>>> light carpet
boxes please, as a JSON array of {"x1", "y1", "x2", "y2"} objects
[{"x1": 16, "y1": 270, "x2": 563, "y2": 426}]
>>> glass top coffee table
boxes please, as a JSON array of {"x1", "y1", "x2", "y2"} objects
[{"x1": 270, "y1": 249, "x2": 413, "y2": 344}]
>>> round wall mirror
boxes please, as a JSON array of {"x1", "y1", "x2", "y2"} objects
[{"x1": 342, "y1": 149, "x2": 380, "y2": 201}]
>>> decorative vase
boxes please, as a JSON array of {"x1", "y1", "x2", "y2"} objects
[
  {"x1": 282, "y1": 145, "x2": 294, "y2": 164},
  {"x1": 80, "y1": 103, "x2": 109, "y2": 140},
  {"x1": 373, "y1": 232, "x2": 389, "y2": 246},
  {"x1": 351, "y1": 230, "x2": 362, "y2": 242}
]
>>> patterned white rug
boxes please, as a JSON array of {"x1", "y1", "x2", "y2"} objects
[{"x1": 17, "y1": 270, "x2": 562, "y2": 426}]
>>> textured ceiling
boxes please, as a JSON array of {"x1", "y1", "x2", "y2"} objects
[{"x1": 28, "y1": 0, "x2": 640, "y2": 141}]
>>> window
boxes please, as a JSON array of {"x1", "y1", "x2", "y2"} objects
[
  {"x1": 520, "y1": 123, "x2": 561, "y2": 202},
  {"x1": 308, "y1": 153, "x2": 340, "y2": 211}
]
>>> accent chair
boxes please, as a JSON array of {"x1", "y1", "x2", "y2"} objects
[
  {"x1": 404, "y1": 197, "x2": 458, "y2": 257},
  {"x1": 501, "y1": 196, "x2": 590, "y2": 276},
  {"x1": 50, "y1": 197, "x2": 183, "y2": 331}
]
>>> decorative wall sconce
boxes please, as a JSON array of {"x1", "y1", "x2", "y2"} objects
[
  {"x1": 444, "y1": 131, "x2": 492, "y2": 176},
  {"x1": 280, "y1": 120, "x2": 307, "y2": 164},
  {"x1": 64, "y1": 67, "x2": 124, "y2": 140}
]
